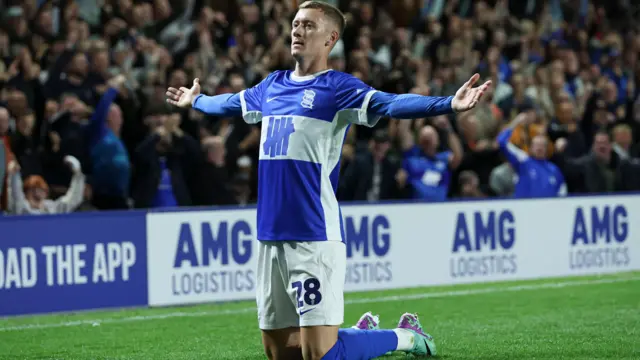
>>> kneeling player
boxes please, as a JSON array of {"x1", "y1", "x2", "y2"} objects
[
  {"x1": 166, "y1": 1, "x2": 490, "y2": 358},
  {"x1": 256, "y1": 241, "x2": 436, "y2": 359}
]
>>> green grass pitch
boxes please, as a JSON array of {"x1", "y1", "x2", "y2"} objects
[{"x1": 1, "y1": 272, "x2": 639, "y2": 360}]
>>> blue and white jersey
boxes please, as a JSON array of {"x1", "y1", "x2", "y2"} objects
[
  {"x1": 192, "y1": 69, "x2": 454, "y2": 241},
  {"x1": 497, "y1": 128, "x2": 567, "y2": 199},
  {"x1": 239, "y1": 70, "x2": 381, "y2": 242}
]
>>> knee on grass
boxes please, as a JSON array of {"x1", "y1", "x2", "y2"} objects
[
  {"x1": 263, "y1": 343, "x2": 302, "y2": 360},
  {"x1": 262, "y1": 328, "x2": 302, "y2": 360}
]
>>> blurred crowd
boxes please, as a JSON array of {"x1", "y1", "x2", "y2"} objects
[{"x1": 0, "y1": 0, "x2": 639, "y2": 216}]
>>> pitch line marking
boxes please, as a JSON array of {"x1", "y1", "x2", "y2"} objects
[{"x1": 1, "y1": 276, "x2": 638, "y2": 332}]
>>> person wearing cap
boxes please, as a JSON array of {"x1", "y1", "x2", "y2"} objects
[
  {"x1": 338, "y1": 129, "x2": 407, "y2": 201},
  {"x1": 7, "y1": 155, "x2": 85, "y2": 215}
]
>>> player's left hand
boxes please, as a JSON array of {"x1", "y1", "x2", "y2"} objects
[{"x1": 451, "y1": 73, "x2": 492, "y2": 113}]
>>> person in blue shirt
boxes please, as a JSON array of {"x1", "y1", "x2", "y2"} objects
[
  {"x1": 165, "y1": 2, "x2": 491, "y2": 359},
  {"x1": 497, "y1": 113, "x2": 567, "y2": 199},
  {"x1": 88, "y1": 75, "x2": 131, "y2": 210},
  {"x1": 399, "y1": 115, "x2": 463, "y2": 201}
]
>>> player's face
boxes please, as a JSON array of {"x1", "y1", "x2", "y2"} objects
[{"x1": 291, "y1": 9, "x2": 334, "y2": 60}]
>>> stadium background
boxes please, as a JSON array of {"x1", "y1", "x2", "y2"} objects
[{"x1": 0, "y1": 0, "x2": 639, "y2": 359}]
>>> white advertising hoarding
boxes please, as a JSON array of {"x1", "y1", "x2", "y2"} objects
[
  {"x1": 147, "y1": 195, "x2": 639, "y2": 306},
  {"x1": 147, "y1": 209, "x2": 258, "y2": 306}
]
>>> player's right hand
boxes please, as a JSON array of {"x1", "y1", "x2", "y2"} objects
[{"x1": 166, "y1": 79, "x2": 201, "y2": 108}]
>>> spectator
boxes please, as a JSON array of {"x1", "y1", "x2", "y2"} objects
[
  {"x1": 0, "y1": 136, "x2": 5, "y2": 214},
  {"x1": 399, "y1": 116, "x2": 463, "y2": 201},
  {"x1": 489, "y1": 162, "x2": 516, "y2": 197},
  {"x1": 555, "y1": 130, "x2": 620, "y2": 194},
  {"x1": 338, "y1": 129, "x2": 407, "y2": 201},
  {"x1": 525, "y1": 66, "x2": 554, "y2": 118},
  {"x1": 454, "y1": 111, "x2": 503, "y2": 197},
  {"x1": 196, "y1": 136, "x2": 235, "y2": 206},
  {"x1": 132, "y1": 120, "x2": 197, "y2": 209},
  {"x1": 615, "y1": 157, "x2": 640, "y2": 192},
  {"x1": 0, "y1": 107, "x2": 15, "y2": 213},
  {"x1": 88, "y1": 75, "x2": 131, "y2": 210},
  {"x1": 208, "y1": 72, "x2": 261, "y2": 177},
  {"x1": 0, "y1": 0, "x2": 637, "y2": 213},
  {"x1": 456, "y1": 170, "x2": 486, "y2": 199},
  {"x1": 468, "y1": 78, "x2": 502, "y2": 144},
  {"x1": 7, "y1": 155, "x2": 85, "y2": 215},
  {"x1": 497, "y1": 113, "x2": 567, "y2": 198},
  {"x1": 45, "y1": 48, "x2": 96, "y2": 106},
  {"x1": 10, "y1": 109, "x2": 42, "y2": 177},
  {"x1": 547, "y1": 99, "x2": 588, "y2": 157},
  {"x1": 611, "y1": 123, "x2": 636, "y2": 160},
  {"x1": 506, "y1": 99, "x2": 553, "y2": 155},
  {"x1": 498, "y1": 73, "x2": 534, "y2": 120}
]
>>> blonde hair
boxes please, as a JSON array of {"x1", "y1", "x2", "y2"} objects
[
  {"x1": 613, "y1": 123, "x2": 632, "y2": 136},
  {"x1": 298, "y1": 1, "x2": 347, "y2": 36}
]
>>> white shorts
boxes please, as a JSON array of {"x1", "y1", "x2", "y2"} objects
[{"x1": 256, "y1": 240, "x2": 346, "y2": 330}]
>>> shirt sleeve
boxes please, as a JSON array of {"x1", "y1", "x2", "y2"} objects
[
  {"x1": 497, "y1": 127, "x2": 528, "y2": 171},
  {"x1": 334, "y1": 73, "x2": 381, "y2": 127},
  {"x1": 238, "y1": 72, "x2": 276, "y2": 124},
  {"x1": 192, "y1": 93, "x2": 242, "y2": 117},
  {"x1": 53, "y1": 172, "x2": 86, "y2": 213},
  {"x1": 368, "y1": 92, "x2": 454, "y2": 119},
  {"x1": 437, "y1": 151, "x2": 453, "y2": 163},
  {"x1": 87, "y1": 87, "x2": 118, "y2": 148},
  {"x1": 9, "y1": 172, "x2": 29, "y2": 214}
]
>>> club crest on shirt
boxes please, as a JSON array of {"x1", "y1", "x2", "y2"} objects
[{"x1": 301, "y1": 89, "x2": 316, "y2": 109}]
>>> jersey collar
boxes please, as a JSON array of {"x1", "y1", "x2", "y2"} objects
[{"x1": 290, "y1": 69, "x2": 333, "y2": 82}]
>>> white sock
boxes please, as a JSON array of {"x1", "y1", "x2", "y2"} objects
[{"x1": 392, "y1": 328, "x2": 415, "y2": 351}]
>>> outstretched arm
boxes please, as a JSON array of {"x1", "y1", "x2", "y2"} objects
[
  {"x1": 167, "y1": 78, "x2": 241, "y2": 116},
  {"x1": 369, "y1": 73, "x2": 491, "y2": 118},
  {"x1": 167, "y1": 77, "x2": 264, "y2": 123},
  {"x1": 191, "y1": 93, "x2": 242, "y2": 117},
  {"x1": 369, "y1": 92, "x2": 454, "y2": 118}
]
